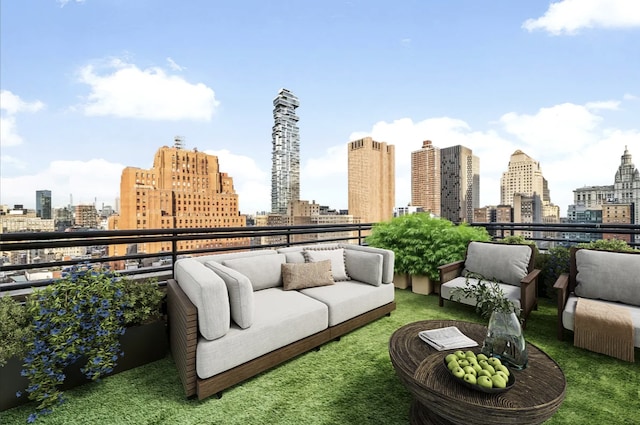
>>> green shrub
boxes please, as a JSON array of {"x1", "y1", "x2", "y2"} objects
[
  {"x1": 367, "y1": 214, "x2": 490, "y2": 281},
  {"x1": 121, "y1": 279, "x2": 165, "y2": 327},
  {"x1": 0, "y1": 296, "x2": 32, "y2": 367},
  {"x1": 577, "y1": 238, "x2": 635, "y2": 252}
]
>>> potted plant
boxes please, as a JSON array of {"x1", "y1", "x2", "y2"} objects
[
  {"x1": 450, "y1": 275, "x2": 528, "y2": 369},
  {"x1": 367, "y1": 214, "x2": 490, "y2": 294},
  {"x1": 0, "y1": 296, "x2": 32, "y2": 412},
  {"x1": 0, "y1": 264, "x2": 166, "y2": 419}
]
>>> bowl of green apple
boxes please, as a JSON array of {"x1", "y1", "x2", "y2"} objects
[{"x1": 443, "y1": 350, "x2": 515, "y2": 393}]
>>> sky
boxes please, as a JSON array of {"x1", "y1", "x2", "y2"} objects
[{"x1": 1, "y1": 0, "x2": 639, "y2": 217}]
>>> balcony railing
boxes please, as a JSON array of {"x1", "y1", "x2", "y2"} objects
[{"x1": 1, "y1": 221, "x2": 638, "y2": 293}]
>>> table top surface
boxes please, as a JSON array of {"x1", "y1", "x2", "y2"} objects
[{"x1": 389, "y1": 320, "x2": 566, "y2": 424}]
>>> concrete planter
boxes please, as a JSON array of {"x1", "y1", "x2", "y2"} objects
[
  {"x1": 0, "y1": 320, "x2": 168, "y2": 412},
  {"x1": 411, "y1": 274, "x2": 434, "y2": 295},
  {"x1": 393, "y1": 272, "x2": 411, "y2": 289}
]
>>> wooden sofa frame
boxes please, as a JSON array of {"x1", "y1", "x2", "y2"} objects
[
  {"x1": 437, "y1": 242, "x2": 540, "y2": 324},
  {"x1": 167, "y1": 279, "x2": 396, "y2": 400}
]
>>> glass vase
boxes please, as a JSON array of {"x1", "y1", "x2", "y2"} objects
[{"x1": 481, "y1": 311, "x2": 528, "y2": 370}]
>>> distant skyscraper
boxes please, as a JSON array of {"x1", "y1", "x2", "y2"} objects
[
  {"x1": 440, "y1": 145, "x2": 479, "y2": 223},
  {"x1": 271, "y1": 88, "x2": 300, "y2": 214},
  {"x1": 108, "y1": 138, "x2": 247, "y2": 259},
  {"x1": 500, "y1": 150, "x2": 545, "y2": 206},
  {"x1": 348, "y1": 137, "x2": 395, "y2": 223},
  {"x1": 411, "y1": 140, "x2": 441, "y2": 216},
  {"x1": 36, "y1": 190, "x2": 52, "y2": 219},
  {"x1": 613, "y1": 146, "x2": 640, "y2": 226}
]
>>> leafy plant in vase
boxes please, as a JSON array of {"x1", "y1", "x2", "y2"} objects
[{"x1": 450, "y1": 274, "x2": 528, "y2": 370}]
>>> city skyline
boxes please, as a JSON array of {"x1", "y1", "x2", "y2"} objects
[{"x1": 1, "y1": 1, "x2": 639, "y2": 215}]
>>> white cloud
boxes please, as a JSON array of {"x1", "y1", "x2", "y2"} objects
[
  {"x1": 624, "y1": 93, "x2": 638, "y2": 100},
  {"x1": 585, "y1": 100, "x2": 621, "y2": 111},
  {"x1": 0, "y1": 159, "x2": 124, "y2": 209},
  {"x1": 0, "y1": 90, "x2": 45, "y2": 147},
  {"x1": 58, "y1": 0, "x2": 85, "y2": 7},
  {"x1": 166, "y1": 57, "x2": 185, "y2": 72},
  {"x1": 77, "y1": 59, "x2": 219, "y2": 121},
  {"x1": 523, "y1": 0, "x2": 640, "y2": 35},
  {"x1": 0, "y1": 155, "x2": 27, "y2": 170},
  {"x1": 205, "y1": 149, "x2": 270, "y2": 214}
]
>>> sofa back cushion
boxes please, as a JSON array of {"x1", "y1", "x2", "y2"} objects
[
  {"x1": 575, "y1": 249, "x2": 640, "y2": 306},
  {"x1": 344, "y1": 250, "x2": 383, "y2": 286},
  {"x1": 205, "y1": 261, "x2": 255, "y2": 329},
  {"x1": 303, "y1": 247, "x2": 350, "y2": 281},
  {"x1": 222, "y1": 253, "x2": 286, "y2": 291},
  {"x1": 463, "y1": 242, "x2": 532, "y2": 286},
  {"x1": 174, "y1": 258, "x2": 230, "y2": 341},
  {"x1": 340, "y1": 243, "x2": 395, "y2": 284}
]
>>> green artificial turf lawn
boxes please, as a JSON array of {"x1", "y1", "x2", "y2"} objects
[{"x1": 2, "y1": 289, "x2": 639, "y2": 424}]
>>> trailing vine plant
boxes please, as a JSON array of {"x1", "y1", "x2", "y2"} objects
[
  {"x1": 20, "y1": 263, "x2": 127, "y2": 422},
  {"x1": 450, "y1": 273, "x2": 521, "y2": 321}
]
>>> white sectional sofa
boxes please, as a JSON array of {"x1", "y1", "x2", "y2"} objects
[
  {"x1": 554, "y1": 247, "x2": 640, "y2": 348},
  {"x1": 167, "y1": 243, "x2": 396, "y2": 400}
]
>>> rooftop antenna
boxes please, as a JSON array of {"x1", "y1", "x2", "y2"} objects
[{"x1": 174, "y1": 136, "x2": 185, "y2": 150}]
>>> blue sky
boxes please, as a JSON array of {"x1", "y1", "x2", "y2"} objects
[{"x1": 1, "y1": 0, "x2": 639, "y2": 216}]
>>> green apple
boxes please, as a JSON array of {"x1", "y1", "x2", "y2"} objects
[
  {"x1": 481, "y1": 364, "x2": 496, "y2": 375},
  {"x1": 478, "y1": 359, "x2": 489, "y2": 368},
  {"x1": 447, "y1": 360, "x2": 460, "y2": 371},
  {"x1": 454, "y1": 350, "x2": 466, "y2": 360},
  {"x1": 465, "y1": 350, "x2": 476, "y2": 359},
  {"x1": 495, "y1": 371, "x2": 508, "y2": 381},
  {"x1": 463, "y1": 366, "x2": 477, "y2": 377},
  {"x1": 488, "y1": 357, "x2": 502, "y2": 368},
  {"x1": 472, "y1": 364, "x2": 483, "y2": 374},
  {"x1": 467, "y1": 357, "x2": 479, "y2": 366},
  {"x1": 496, "y1": 364, "x2": 510, "y2": 376},
  {"x1": 477, "y1": 369, "x2": 492, "y2": 377},
  {"x1": 491, "y1": 374, "x2": 507, "y2": 389},
  {"x1": 463, "y1": 373, "x2": 477, "y2": 385},
  {"x1": 477, "y1": 353, "x2": 489, "y2": 362},
  {"x1": 445, "y1": 354, "x2": 458, "y2": 364},
  {"x1": 477, "y1": 375, "x2": 493, "y2": 388},
  {"x1": 452, "y1": 366, "x2": 465, "y2": 379},
  {"x1": 457, "y1": 359, "x2": 470, "y2": 368}
]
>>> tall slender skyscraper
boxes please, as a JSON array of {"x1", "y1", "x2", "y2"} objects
[
  {"x1": 36, "y1": 190, "x2": 52, "y2": 219},
  {"x1": 500, "y1": 150, "x2": 545, "y2": 206},
  {"x1": 411, "y1": 140, "x2": 441, "y2": 216},
  {"x1": 440, "y1": 145, "x2": 479, "y2": 223},
  {"x1": 271, "y1": 88, "x2": 300, "y2": 214},
  {"x1": 348, "y1": 137, "x2": 395, "y2": 223}
]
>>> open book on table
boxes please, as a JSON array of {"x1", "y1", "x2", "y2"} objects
[{"x1": 418, "y1": 326, "x2": 478, "y2": 351}]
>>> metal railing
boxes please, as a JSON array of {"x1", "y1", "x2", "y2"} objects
[{"x1": 1, "y1": 221, "x2": 638, "y2": 292}]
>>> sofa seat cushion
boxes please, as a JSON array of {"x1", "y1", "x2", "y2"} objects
[
  {"x1": 174, "y1": 258, "x2": 230, "y2": 341},
  {"x1": 562, "y1": 295, "x2": 640, "y2": 348},
  {"x1": 195, "y1": 288, "x2": 329, "y2": 379},
  {"x1": 575, "y1": 249, "x2": 640, "y2": 306},
  {"x1": 463, "y1": 242, "x2": 531, "y2": 286},
  {"x1": 222, "y1": 253, "x2": 286, "y2": 291},
  {"x1": 440, "y1": 276, "x2": 522, "y2": 311},
  {"x1": 300, "y1": 280, "x2": 395, "y2": 327}
]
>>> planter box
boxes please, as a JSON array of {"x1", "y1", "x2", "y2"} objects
[
  {"x1": 411, "y1": 275, "x2": 433, "y2": 295},
  {"x1": 0, "y1": 320, "x2": 168, "y2": 412},
  {"x1": 393, "y1": 273, "x2": 411, "y2": 289}
]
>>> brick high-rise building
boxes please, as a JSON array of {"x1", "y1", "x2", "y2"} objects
[
  {"x1": 271, "y1": 88, "x2": 300, "y2": 214},
  {"x1": 108, "y1": 138, "x2": 247, "y2": 259},
  {"x1": 500, "y1": 150, "x2": 545, "y2": 207},
  {"x1": 74, "y1": 204, "x2": 99, "y2": 228},
  {"x1": 440, "y1": 145, "x2": 479, "y2": 223},
  {"x1": 348, "y1": 137, "x2": 395, "y2": 223},
  {"x1": 411, "y1": 140, "x2": 441, "y2": 216}
]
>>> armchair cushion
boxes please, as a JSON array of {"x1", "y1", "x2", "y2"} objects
[
  {"x1": 175, "y1": 258, "x2": 230, "y2": 340},
  {"x1": 463, "y1": 242, "x2": 531, "y2": 286},
  {"x1": 574, "y1": 249, "x2": 640, "y2": 307},
  {"x1": 222, "y1": 253, "x2": 286, "y2": 291},
  {"x1": 344, "y1": 249, "x2": 383, "y2": 286},
  {"x1": 281, "y1": 260, "x2": 335, "y2": 290}
]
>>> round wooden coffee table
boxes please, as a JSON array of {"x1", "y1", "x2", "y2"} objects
[{"x1": 389, "y1": 320, "x2": 566, "y2": 425}]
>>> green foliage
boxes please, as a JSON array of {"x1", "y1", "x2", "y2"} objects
[
  {"x1": 497, "y1": 235, "x2": 529, "y2": 245},
  {"x1": 121, "y1": 279, "x2": 165, "y2": 327},
  {"x1": 540, "y1": 246, "x2": 570, "y2": 299},
  {"x1": 577, "y1": 238, "x2": 635, "y2": 252},
  {"x1": 21, "y1": 264, "x2": 127, "y2": 422},
  {"x1": 367, "y1": 214, "x2": 490, "y2": 280},
  {"x1": 450, "y1": 273, "x2": 520, "y2": 321},
  {"x1": 0, "y1": 296, "x2": 32, "y2": 367}
]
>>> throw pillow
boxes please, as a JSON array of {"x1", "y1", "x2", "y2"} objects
[
  {"x1": 282, "y1": 260, "x2": 335, "y2": 290},
  {"x1": 303, "y1": 247, "x2": 350, "y2": 281}
]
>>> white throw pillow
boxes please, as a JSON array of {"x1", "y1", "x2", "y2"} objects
[{"x1": 303, "y1": 247, "x2": 350, "y2": 281}]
